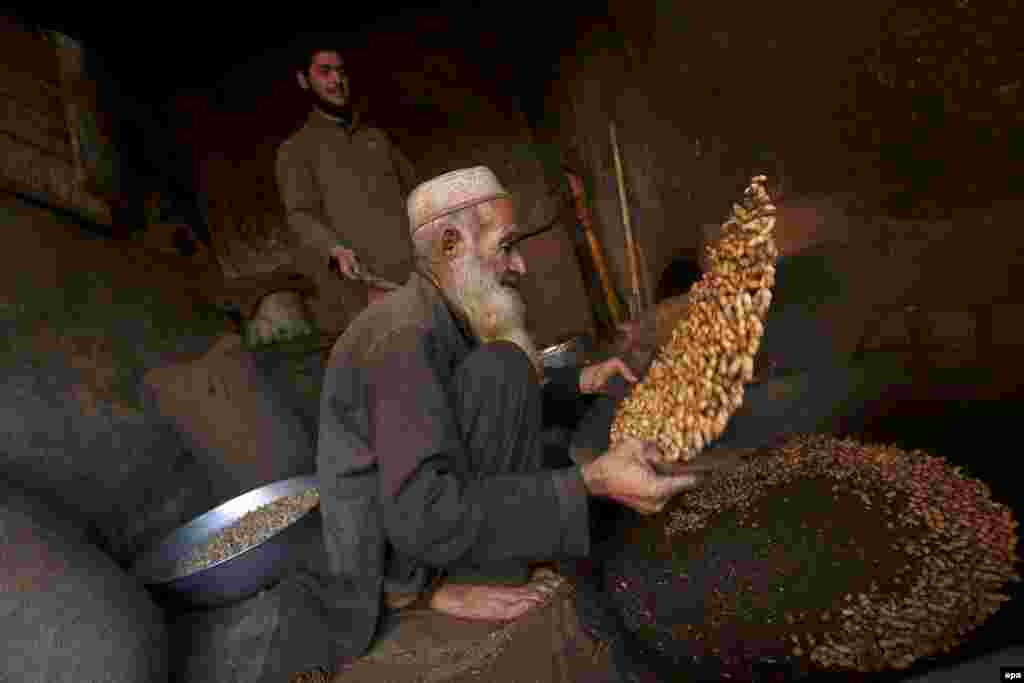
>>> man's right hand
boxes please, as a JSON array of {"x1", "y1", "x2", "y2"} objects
[
  {"x1": 329, "y1": 245, "x2": 362, "y2": 280},
  {"x1": 581, "y1": 438, "x2": 701, "y2": 514}
]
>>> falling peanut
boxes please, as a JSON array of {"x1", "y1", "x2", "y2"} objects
[{"x1": 610, "y1": 175, "x2": 778, "y2": 462}]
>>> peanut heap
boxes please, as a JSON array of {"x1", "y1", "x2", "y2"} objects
[
  {"x1": 665, "y1": 434, "x2": 1021, "y2": 673},
  {"x1": 610, "y1": 175, "x2": 778, "y2": 462}
]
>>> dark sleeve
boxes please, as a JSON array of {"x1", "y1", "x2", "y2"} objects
[
  {"x1": 542, "y1": 365, "x2": 583, "y2": 404},
  {"x1": 369, "y1": 329, "x2": 590, "y2": 567},
  {"x1": 275, "y1": 140, "x2": 351, "y2": 252}
]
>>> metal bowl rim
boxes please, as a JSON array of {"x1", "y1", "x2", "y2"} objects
[
  {"x1": 132, "y1": 474, "x2": 320, "y2": 585},
  {"x1": 541, "y1": 333, "x2": 594, "y2": 358}
]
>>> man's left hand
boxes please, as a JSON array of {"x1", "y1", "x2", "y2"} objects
[{"x1": 580, "y1": 357, "x2": 639, "y2": 395}]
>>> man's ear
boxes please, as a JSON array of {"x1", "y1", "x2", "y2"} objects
[
  {"x1": 297, "y1": 71, "x2": 310, "y2": 90},
  {"x1": 441, "y1": 227, "x2": 463, "y2": 259}
]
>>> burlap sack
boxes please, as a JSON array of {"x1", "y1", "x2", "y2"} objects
[{"x1": 142, "y1": 334, "x2": 317, "y2": 505}]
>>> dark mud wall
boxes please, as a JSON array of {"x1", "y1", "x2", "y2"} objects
[
  {"x1": 1, "y1": 15, "x2": 211, "y2": 245},
  {"x1": 0, "y1": 192, "x2": 231, "y2": 565},
  {"x1": 538, "y1": 0, "x2": 1020, "y2": 296},
  {"x1": 0, "y1": 17, "x2": 112, "y2": 225},
  {"x1": 536, "y1": 0, "x2": 1024, "y2": 401},
  {"x1": 535, "y1": 1, "x2": 893, "y2": 302}
]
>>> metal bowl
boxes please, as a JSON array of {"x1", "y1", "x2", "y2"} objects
[
  {"x1": 131, "y1": 475, "x2": 322, "y2": 609},
  {"x1": 541, "y1": 333, "x2": 595, "y2": 370}
]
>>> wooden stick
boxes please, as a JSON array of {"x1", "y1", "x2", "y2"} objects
[
  {"x1": 609, "y1": 121, "x2": 643, "y2": 319},
  {"x1": 636, "y1": 238, "x2": 655, "y2": 310},
  {"x1": 564, "y1": 169, "x2": 624, "y2": 329},
  {"x1": 582, "y1": 224, "x2": 624, "y2": 327}
]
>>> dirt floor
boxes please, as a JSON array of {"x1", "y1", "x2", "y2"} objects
[{"x1": 314, "y1": 581, "x2": 620, "y2": 683}]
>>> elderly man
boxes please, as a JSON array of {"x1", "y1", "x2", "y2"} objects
[
  {"x1": 308, "y1": 165, "x2": 703, "y2": 664},
  {"x1": 275, "y1": 40, "x2": 418, "y2": 335}
]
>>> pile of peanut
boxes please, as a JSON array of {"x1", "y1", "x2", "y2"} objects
[{"x1": 665, "y1": 434, "x2": 1021, "y2": 672}]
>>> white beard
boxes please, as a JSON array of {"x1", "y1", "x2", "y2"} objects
[{"x1": 451, "y1": 256, "x2": 544, "y2": 381}]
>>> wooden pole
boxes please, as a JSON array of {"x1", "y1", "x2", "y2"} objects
[
  {"x1": 582, "y1": 225, "x2": 624, "y2": 328},
  {"x1": 636, "y1": 239, "x2": 655, "y2": 309},
  {"x1": 565, "y1": 170, "x2": 624, "y2": 329},
  {"x1": 609, "y1": 120, "x2": 643, "y2": 319}
]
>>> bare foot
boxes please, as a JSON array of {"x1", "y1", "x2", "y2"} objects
[{"x1": 428, "y1": 568, "x2": 563, "y2": 622}]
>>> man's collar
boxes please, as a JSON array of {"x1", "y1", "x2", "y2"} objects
[
  {"x1": 307, "y1": 107, "x2": 361, "y2": 132},
  {"x1": 411, "y1": 270, "x2": 478, "y2": 349}
]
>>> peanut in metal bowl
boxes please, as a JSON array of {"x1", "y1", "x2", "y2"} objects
[{"x1": 131, "y1": 475, "x2": 322, "y2": 608}]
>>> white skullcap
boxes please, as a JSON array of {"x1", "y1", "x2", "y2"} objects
[{"x1": 407, "y1": 166, "x2": 509, "y2": 235}]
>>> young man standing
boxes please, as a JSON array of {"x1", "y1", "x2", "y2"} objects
[{"x1": 275, "y1": 41, "x2": 418, "y2": 335}]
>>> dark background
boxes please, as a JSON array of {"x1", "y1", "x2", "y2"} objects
[
  {"x1": 5, "y1": 1, "x2": 586, "y2": 116},
  {"x1": 9, "y1": 0, "x2": 1022, "y2": 214}
]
